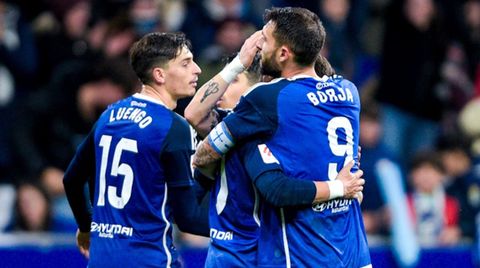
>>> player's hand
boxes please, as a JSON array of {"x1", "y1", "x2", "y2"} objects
[
  {"x1": 76, "y1": 229, "x2": 91, "y2": 259},
  {"x1": 358, "y1": 146, "x2": 362, "y2": 167},
  {"x1": 238, "y1": 30, "x2": 263, "y2": 68},
  {"x1": 336, "y1": 160, "x2": 364, "y2": 199},
  {"x1": 354, "y1": 191, "x2": 363, "y2": 204}
]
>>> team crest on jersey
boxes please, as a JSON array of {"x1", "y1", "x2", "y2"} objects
[{"x1": 257, "y1": 144, "x2": 279, "y2": 164}]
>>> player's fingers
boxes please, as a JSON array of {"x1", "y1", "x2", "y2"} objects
[
  {"x1": 353, "y1": 169, "x2": 363, "y2": 179},
  {"x1": 357, "y1": 178, "x2": 365, "y2": 186},
  {"x1": 79, "y1": 246, "x2": 87, "y2": 258},
  {"x1": 339, "y1": 160, "x2": 354, "y2": 175},
  {"x1": 248, "y1": 30, "x2": 262, "y2": 42},
  {"x1": 245, "y1": 31, "x2": 262, "y2": 47}
]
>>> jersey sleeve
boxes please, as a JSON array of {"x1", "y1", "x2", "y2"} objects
[
  {"x1": 222, "y1": 85, "x2": 278, "y2": 141},
  {"x1": 240, "y1": 141, "x2": 283, "y2": 181},
  {"x1": 160, "y1": 114, "x2": 195, "y2": 188},
  {"x1": 239, "y1": 141, "x2": 316, "y2": 207},
  {"x1": 63, "y1": 126, "x2": 96, "y2": 232}
]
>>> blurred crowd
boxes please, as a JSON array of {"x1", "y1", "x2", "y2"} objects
[{"x1": 0, "y1": 0, "x2": 479, "y2": 256}]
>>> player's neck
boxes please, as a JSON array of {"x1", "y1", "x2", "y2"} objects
[
  {"x1": 281, "y1": 64, "x2": 318, "y2": 79},
  {"x1": 140, "y1": 84, "x2": 177, "y2": 110}
]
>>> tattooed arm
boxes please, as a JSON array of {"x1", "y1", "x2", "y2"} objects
[
  {"x1": 185, "y1": 79, "x2": 228, "y2": 138},
  {"x1": 193, "y1": 137, "x2": 223, "y2": 168},
  {"x1": 185, "y1": 31, "x2": 262, "y2": 138}
]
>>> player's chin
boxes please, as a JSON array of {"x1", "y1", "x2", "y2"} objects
[{"x1": 184, "y1": 85, "x2": 196, "y2": 96}]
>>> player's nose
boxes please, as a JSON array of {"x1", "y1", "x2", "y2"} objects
[{"x1": 192, "y1": 61, "x2": 201, "y2": 75}]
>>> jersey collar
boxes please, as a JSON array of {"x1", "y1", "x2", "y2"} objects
[{"x1": 133, "y1": 93, "x2": 168, "y2": 108}]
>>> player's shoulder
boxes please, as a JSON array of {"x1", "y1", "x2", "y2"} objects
[
  {"x1": 329, "y1": 75, "x2": 358, "y2": 91},
  {"x1": 170, "y1": 112, "x2": 191, "y2": 132},
  {"x1": 243, "y1": 77, "x2": 290, "y2": 100}
]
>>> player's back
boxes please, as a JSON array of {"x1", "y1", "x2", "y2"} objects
[
  {"x1": 247, "y1": 76, "x2": 370, "y2": 267},
  {"x1": 205, "y1": 109, "x2": 260, "y2": 267},
  {"x1": 89, "y1": 93, "x2": 192, "y2": 268}
]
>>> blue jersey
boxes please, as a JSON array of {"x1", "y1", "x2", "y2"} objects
[
  {"x1": 88, "y1": 93, "x2": 195, "y2": 268},
  {"x1": 223, "y1": 75, "x2": 371, "y2": 267},
  {"x1": 205, "y1": 109, "x2": 261, "y2": 267}
]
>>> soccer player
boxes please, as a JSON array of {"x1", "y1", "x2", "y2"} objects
[
  {"x1": 63, "y1": 32, "x2": 209, "y2": 267},
  {"x1": 185, "y1": 31, "x2": 365, "y2": 267},
  {"x1": 193, "y1": 7, "x2": 371, "y2": 267}
]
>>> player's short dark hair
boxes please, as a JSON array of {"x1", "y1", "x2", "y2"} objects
[
  {"x1": 129, "y1": 32, "x2": 192, "y2": 85},
  {"x1": 264, "y1": 7, "x2": 325, "y2": 66}
]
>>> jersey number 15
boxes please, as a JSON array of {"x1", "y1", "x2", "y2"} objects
[{"x1": 97, "y1": 135, "x2": 138, "y2": 209}]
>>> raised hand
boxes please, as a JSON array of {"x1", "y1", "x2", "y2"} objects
[{"x1": 238, "y1": 31, "x2": 263, "y2": 68}]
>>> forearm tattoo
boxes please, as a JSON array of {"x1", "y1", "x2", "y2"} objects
[
  {"x1": 193, "y1": 140, "x2": 221, "y2": 168},
  {"x1": 200, "y1": 81, "x2": 220, "y2": 103}
]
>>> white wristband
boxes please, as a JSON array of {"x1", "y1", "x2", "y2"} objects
[
  {"x1": 326, "y1": 180, "x2": 344, "y2": 200},
  {"x1": 219, "y1": 55, "x2": 246, "y2": 84}
]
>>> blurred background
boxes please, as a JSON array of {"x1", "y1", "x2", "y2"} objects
[{"x1": 0, "y1": 0, "x2": 479, "y2": 267}]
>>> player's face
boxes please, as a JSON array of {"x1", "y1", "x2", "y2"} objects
[
  {"x1": 217, "y1": 72, "x2": 250, "y2": 109},
  {"x1": 260, "y1": 21, "x2": 282, "y2": 78},
  {"x1": 164, "y1": 46, "x2": 201, "y2": 99}
]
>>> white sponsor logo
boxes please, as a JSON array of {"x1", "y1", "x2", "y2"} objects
[
  {"x1": 131, "y1": 100, "x2": 147, "y2": 107},
  {"x1": 312, "y1": 199, "x2": 352, "y2": 213},
  {"x1": 257, "y1": 144, "x2": 279, "y2": 164},
  {"x1": 210, "y1": 228, "x2": 233, "y2": 241},
  {"x1": 91, "y1": 222, "x2": 133, "y2": 238}
]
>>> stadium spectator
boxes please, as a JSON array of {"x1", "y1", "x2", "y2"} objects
[
  {"x1": 437, "y1": 135, "x2": 480, "y2": 241},
  {"x1": 318, "y1": 0, "x2": 356, "y2": 79},
  {"x1": 359, "y1": 101, "x2": 420, "y2": 267},
  {"x1": 7, "y1": 181, "x2": 76, "y2": 232},
  {"x1": 12, "y1": 58, "x2": 136, "y2": 197},
  {"x1": 375, "y1": 0, "x2": 449, "y2": 166},
  {"x1": 0, "y1": 0, "x2": 37, "y2": 182},
  {"x1": 407, "y1": 150, "x2": 461, "y2": 247},
  {"x1": 359, "y1": 101, "x2": 395, "y2": 237},
  {"x1": 198, "y1": 17, "x2": 256, "y2": 86},
  {"x1": 63, "y1": 32, "x2": 209, "y2": 266},
  {"x1": 35, "y1": 0, "x2": 94, "y2": 86},
  {"x1": 180, "y1": 0, "x2": 261, "y2": 56}
]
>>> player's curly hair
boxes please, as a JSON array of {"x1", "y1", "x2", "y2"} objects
[{"x1": 129, "y1": 32, "x2": 192, "y2": 85}]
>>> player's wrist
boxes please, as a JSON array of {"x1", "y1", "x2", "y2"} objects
[
  {"x1": 326, "y1": 180, "x2": 344, "y2": 200},
  {"x1": 219, "y1": 55, "x2": 246, "y2": 84},
  {"x1": 207, "y1": 122, "x2": 235, "y2": 156}
]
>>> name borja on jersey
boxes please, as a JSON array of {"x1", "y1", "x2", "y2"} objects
[
  {"x1": 307, "y1": 82, "x2": 354, "y2": 106},
  {"x1": 108, "y1": 100, "x2": 153, "y2": 129}
]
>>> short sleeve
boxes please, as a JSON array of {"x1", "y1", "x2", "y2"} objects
[
  {"x1": 161, "y1": 114, "x2": 195, "y2": 187},
  {"x1": 222, "y1": 85, "x2": 279, "y2": 142}
]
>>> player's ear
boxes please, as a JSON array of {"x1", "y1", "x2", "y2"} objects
[
  {"x1": 152, "y1": 66, "x2": 166, "y2": 84},
  {"x1": 278, "y1": 45, "x2": 291, "y2": 63}
]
